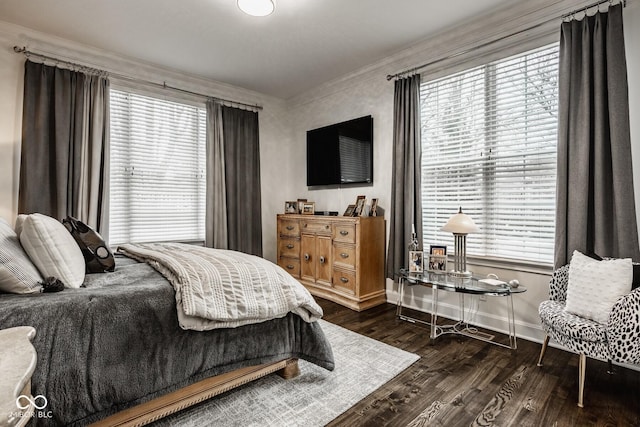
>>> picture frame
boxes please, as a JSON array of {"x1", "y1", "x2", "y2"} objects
[
  {"x1": 297, "y1": 198, "x2": 307, "y2": 214},
  {"x1": 285, "y1": 201, "x2": 298, "y2": 214},
  {"x1": 428, "y1": 254, "x2": 447, "y2": 272},
  {"x1": 301, "y1": 202, "x2": 315, "y2": 215},
  {"x1": 370, "y1": 198, "x2": 378, "y2": 216},
  {"x1": 409, "y1": 251, "x2": 424, "y2": 273},
  {"x1": 430, "y1": 245, "x2": 447, "y2": 256},
  {"x1": 353, "y1": 195, "x2": 366, "y2": 217},
  {"x1": 343, "y1": 204, "x2": 356, "y2": 216}
]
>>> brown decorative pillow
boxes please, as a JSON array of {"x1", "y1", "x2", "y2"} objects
[{"x1": 63, "y1": 216, "x2": 115, "y2": 273}]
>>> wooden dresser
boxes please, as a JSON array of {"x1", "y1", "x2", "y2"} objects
[{"x1": 277, "y1": 214, "x2": 386, "y2": 311}]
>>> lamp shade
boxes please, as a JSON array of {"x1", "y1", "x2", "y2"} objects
[
  {"x1": 237, "y1": 0, "x2": 275, "y2": 16},
  {"x1": 441, "y1": 207, "x2": 479, "y2": 234}
]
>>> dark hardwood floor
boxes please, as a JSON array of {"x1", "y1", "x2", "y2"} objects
[{"x1": 317, "y1": 298, "x2": 640, "y2": 427}]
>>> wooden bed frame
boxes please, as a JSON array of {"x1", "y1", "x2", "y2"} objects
[{"x1": 90, "y1": 358, "x2": 300, "y2": 427}]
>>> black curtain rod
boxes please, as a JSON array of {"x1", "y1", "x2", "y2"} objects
[
  {"x1": 562, "y1": 0, "x2": 625, "y2": 19},
  {"x1": 13, "y1": 46, "x2": 263, "y2": 111},
  {"x1": 386, "y1": 0, "x2": 625, "y2": 81}
]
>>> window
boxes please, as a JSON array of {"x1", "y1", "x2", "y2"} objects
[
  {"x1": 420, "y1": 44, "x2": 559, "y2": 265},
  {"x1": 109, "y1": 89, "x2": 206, "y2": 245}
]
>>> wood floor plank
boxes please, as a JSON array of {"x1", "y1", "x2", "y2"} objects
[{"x1": 320, "y1": 299, "x2": 640, "y2": 426}]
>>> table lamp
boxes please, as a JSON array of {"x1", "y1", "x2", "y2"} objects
[{"x1": 441, "y1": 207, "x2": 479, "y2": 277}]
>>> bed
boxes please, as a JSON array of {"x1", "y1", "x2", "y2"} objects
[{"x1": 0, "y1": 252, "x2": 334, "y2": 427}]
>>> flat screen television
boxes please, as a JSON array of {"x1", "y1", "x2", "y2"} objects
[{"x1": 306, "y1": 115, "x2": 373, "y2": 187}]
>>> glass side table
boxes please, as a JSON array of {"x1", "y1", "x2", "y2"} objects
[{"x1": 396, "y1": 268, "x2": 527, "y2": 349}]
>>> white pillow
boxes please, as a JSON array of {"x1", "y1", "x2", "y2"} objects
[
  {"x1": 20, "y1": 213, "x2": 85, "y2": 288},
  {"x1": 0, "y1": 218, "x2": 43, "y2": 294},
  {"x1": 565, "y1": 250, "x2": 632, "y2": 324},
  {"x1": 14, "y1": 214, "x2": 27, "y2": 238}
]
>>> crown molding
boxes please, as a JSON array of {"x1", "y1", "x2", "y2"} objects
[
  {"x1": 0, "y1": 19, "x2": 286, "y2": 110},
  {"x1": 287, "y1": 0, "x2": 613, "y2": 107}
]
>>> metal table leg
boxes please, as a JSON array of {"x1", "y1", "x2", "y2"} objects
[
  {"x1": 508, "y1": 293, "x2": 517, "y2": 349},
  {"x1": 396, "y1": 276, "x2": 405, "y2": 317},
  {"x1": 430, "y1": 285, "x2": 438, "y2": 341}
]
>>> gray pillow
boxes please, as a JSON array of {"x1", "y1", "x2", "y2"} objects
[{"x1": 0, "y1": 218, "x2": 43, "y2": 294}]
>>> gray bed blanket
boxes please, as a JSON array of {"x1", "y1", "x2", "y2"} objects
[
  {"x1": 118, "y1": 243, "x2": 323, "y2": 330},
  {"x1": 0, "y1": 256, "x2": 334, "y2": 426}
]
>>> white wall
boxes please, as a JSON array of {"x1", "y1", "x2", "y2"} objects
[
  {"x1": 287, "y1": 0, "x2": 640, "y2": 344},
  {"x1": 0, "y1": 21, "x2": 294, "y2": 261}
]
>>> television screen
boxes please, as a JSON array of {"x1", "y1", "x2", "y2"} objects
[{"x1": 306, "y1": 115, "x2": 373, "y2": 187}]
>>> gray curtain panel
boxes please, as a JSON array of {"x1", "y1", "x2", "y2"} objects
[
  {"x1": 555, "y1": 3, "x2": 640, "y2": 267},
  {"x1": 19, "y1": 60, "x2": 110, "y2": 235},
  {"x1": 386, "y1": 75, "x2": 423, "y2": 279},
  {"x1": 205, "y1": 100, "x2": 228, "y2": 249},
  {"x1": 221, "y1": 106, "x2": 263, "y2": 256}
]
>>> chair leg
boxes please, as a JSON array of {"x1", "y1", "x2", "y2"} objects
[
  {"x1": 537, "y1": 335, "x2": 550, "y2": 367},
  {"x1": 578, "y1": 353, "x2": 586, "y2": 408}
]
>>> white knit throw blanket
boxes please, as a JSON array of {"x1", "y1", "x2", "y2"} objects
[{"x1": 118, "y1": 243, "x2": 323, "y2": 330}]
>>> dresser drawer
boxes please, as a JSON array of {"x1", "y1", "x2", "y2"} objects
[
  {"x1": 333, "y1": 223, "x2": 356, "y2": 243},
  {"x1": 278, "y1": 219, "x2": 300, "y2": 236},
  {"x1": 333, "y1": 243, "x2": 356, "y2": 269},
  {"x1": 300, "y1": 220, "x2": 332, "y2": 235},
  {"x1": 278, "y1": 257, "x2": 300, "y2": 277},
  {"x1": 333, "y1": 268, "x2": 356, "y2": 295},
  {"x1": 278, "y1": 238, "x2": 300, "y2": 258}
]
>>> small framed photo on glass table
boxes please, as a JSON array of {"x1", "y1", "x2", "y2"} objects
[
  {"x1": 430, "y1": 245, "x2": 447, "y2": 256},
  {"x1": 409, "y1": 251, "x2": 424, "y2": 273},
  {"x1": 428, "y1": 254, "x2": 447, "y2": 272}
]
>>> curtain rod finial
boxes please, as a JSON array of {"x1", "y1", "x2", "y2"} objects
[{"x1": 13, "y1": 46, "x2": 26, "y2": 53}]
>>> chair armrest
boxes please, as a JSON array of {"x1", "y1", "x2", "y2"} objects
[
  {"x1": 607, "y1": 287, "x2": 640, "y2": 364},
  {"x1": 549, "y1": 264, "x2": 570, "y2": 303}
]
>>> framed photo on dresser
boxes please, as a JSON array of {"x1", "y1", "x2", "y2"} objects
[
  {"x1": 343, "y1": 205, "x2": 356, "y2": 216},
  {"x1": 284, "y1": 201, "x2": 298, "y2": 214},
  {"x1": 370, "y1": 198, "x2": 378, "y2": 216},
  {"x1": 297, "y1": 199, "x2": 307, "y2": 214},
  {"x1": 301, "y1": 202, "x2": 315, "y2": 215},
  {"x1": 353, "y1": 195, "x2": 366, "y2": 216}
]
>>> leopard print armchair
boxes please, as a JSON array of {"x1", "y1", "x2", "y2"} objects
[{"x1": 537, "y1": 264, "x2": 640, "y2": 407}]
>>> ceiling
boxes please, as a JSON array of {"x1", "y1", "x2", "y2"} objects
[{"x1": 0, "y1": 0, "x2": 522, "y2": 99}]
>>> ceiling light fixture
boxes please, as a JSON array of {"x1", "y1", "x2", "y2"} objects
[{"x1": 237, "y1": 0, "x2": 275, "y2": 17}]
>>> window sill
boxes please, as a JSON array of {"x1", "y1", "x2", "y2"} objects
[{"x1": 465, "y1": 255, "x2": 554, "y2": 276}]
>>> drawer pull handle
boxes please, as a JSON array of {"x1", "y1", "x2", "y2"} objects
[
  {"x1": 325, "y1": 225, "x2": 330, "y2": 229},
  {"x1": 286, "y1": 225, "x2": 294, "y2": 231},
  {"x1": 319, "y1": 256, "x2": 326, "y2": 264},
  {"x1": 303, "y1": 223, "x2": 308, "y2": 228},
  {"x1": 286, "y1": 244, "x2": 294, "y2": 249},
  {"x1": 286, "y1": 265, "x2": 294, "y2": 270},
  {"x1": 340, "y1": 253, "x2": 349, "y2": 258},
  {"x1": 340, "y1": 230, "x2": 349, "y2": 236},
  {"x1": 340, "y1": 277, "x2": 349, "y2": 283},
  {"x1": 304, "y1": 253, "x2": 310, "y2": 261}
]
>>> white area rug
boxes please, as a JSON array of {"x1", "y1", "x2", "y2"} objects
[{"x1": 152, "y1": 320, "x2": 419, "y2": 427}]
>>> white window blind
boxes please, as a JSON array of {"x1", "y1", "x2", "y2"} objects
[
  {"x1": 420, "y1": 43, "x2": 559, "y2": 265},
  {"x1": 109, "y1": 89, "x2": 206, "y2": 245}
]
